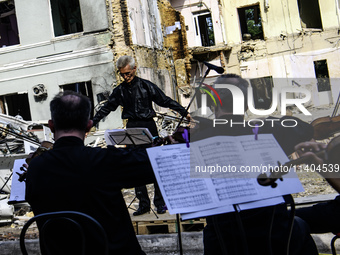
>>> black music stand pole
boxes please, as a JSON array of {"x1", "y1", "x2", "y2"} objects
[
  {"x1": 0, "y1": 172, "x2": 12, "y2": 194},
  {"x1": 176, "y1": 213, "x2": 183, "y2": 255},
  {"x1": 175, "y1": 66, "x2": 212, "y2": 130},
  {"x1": 112, "y1": 129, "x2": 159, "y2": 219}
]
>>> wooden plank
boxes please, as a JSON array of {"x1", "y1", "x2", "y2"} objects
[
  {"x1": 294, "y1": 193, "x2": 338, "y2": 206},
  {"x1": 130, "y1": 211, "x2": 176, "y2": 222},
  {"x1": 133, "y1": 218, "x2": 206, "y2": 235}
]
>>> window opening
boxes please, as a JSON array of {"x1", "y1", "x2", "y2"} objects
[
  {"x1": 238, "y1": 4, "x2": 264, "y2": 40},
  {"x1": 193, "y1": 12, "x2": 215, "y2": 46},
  {"x1": 0, "y1": 0, "x2": 19, "y2": 47},
  {"x1": 314, "y1": 60, "x2": 331, "y2": 92},
  {"x1": 0, "y1": 93, "x2": 31, "y2": 121},
  {"x1": 297, "y1": 0, "x2": 322, "y2": 29},
  {"x1": 50, "y1": 0, "x2": 83, "y2": 36},
  {"x1": 60, "y1": 81, "x2": 94, "y2": 118},
  {"x1": 249, "y1": 76, "x2": 274, "y2": 109}
]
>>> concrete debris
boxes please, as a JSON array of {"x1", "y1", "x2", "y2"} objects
[
  {"x1": 0, "y1": 195, "x2": 14, "y2": 223},
  {"x1": 0, "y1": 113, "x2": 49, "y2": 223}
]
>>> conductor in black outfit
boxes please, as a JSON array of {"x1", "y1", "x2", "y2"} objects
[{"x1": 92, "y1": 55, "x2": 192, "y2": 215}]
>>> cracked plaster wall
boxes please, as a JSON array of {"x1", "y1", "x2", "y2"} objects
[
  {"x1": 220, "y1": 0, "x2": 340, "y2": 107},
  {"x1": 110, "y1": 0, "x2": 190, "y2": 81},
  {"x1": 0, "y1": 0, "x2": 190, "y2": 127},
  {"x1": 109, "y1": 0, "x2": 191, "y2": 111}
]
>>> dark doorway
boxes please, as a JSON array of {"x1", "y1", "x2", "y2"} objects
[
  {"x1": 194, "y1": 12, "x2": 215, "y2": 46},
  {"x1": 0, "y1": 93, "x2": 32, "y2": 121},
  {"x1": 249, "y1": 76, "x2": 274, "y2": 109},
  {"x1": 314, "y1": 59, "x2": 331, "y2": 92},
  {"x1": 0, "y1": 1, "x2": 20, "y2": 47},
  {"x1": 238, "y1": 4, "x2": 264, "y2": 40},
  {"x1": 297, "y1": 0, "x2": 322, "y2": 29},
  {"x1": 50, "y1": 0, "x2": 83, "y2": 36},
  {"x1": 60, "y1": 81, "x2": 95, "y2": 118}
]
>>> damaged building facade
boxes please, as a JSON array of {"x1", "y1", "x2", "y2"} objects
[
  {"x1": 170, "y1": 0, "x2": 231, "y2": 87},
  {"x1": 0, "y1": 0, "x2": 190, "y2": 222},
  {"x1": 0, "y1": 0, "x2": 190, "y2": 131},
  {"x1": 222, "y1": 0, "x2": 340, "y2": 110},
  {"x1": 172, "y1": 0, "x2": 340, "y2": 113}
]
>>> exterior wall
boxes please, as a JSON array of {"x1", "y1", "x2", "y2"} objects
[
  {"x1": 0, "y1": 0, "x2": 190, "y2": 131},
  {"x1": 170, "y1": 0, "x2": 225, "y2": 47},
  {"x1": 220, "y1": 0, "x2": 340, "y2": 108},
  {"x1": 0, "y1": 0, "x2": 119, "y2": 129}
]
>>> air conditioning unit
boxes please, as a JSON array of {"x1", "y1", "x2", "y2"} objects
[{"x1": 33, "y1": 84, "x2": 47, "y2": 97}]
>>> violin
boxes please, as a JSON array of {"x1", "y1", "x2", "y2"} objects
[
  {"x1": 311, "y1": 115, "x2": 340, "y2": 140},
  {"x1": 312, "y1": 91, "x2": 340, "y2": 140},
  {"x1": 257, "y1": 135, "x2": 340, "y2": 188},
  {"x1": 153, "y1": 126, "x2": 190, "y2": 146},
  {"x1": 17, "y1": 141, "x2": 53, "y2": 182}
]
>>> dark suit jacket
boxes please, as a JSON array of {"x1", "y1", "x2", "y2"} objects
[{"x1": 26, "y1": 136, "x2": 155, "y2": 255}]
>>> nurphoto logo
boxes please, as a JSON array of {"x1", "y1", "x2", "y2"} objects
[
  {"x1": 200, "y1": 83, "x2": 312, "y2": 128},
  {"x1": 201, "y1": 84, "x2": 312, "y2": 116}
]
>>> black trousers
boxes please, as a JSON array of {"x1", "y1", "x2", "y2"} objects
[
  {"x1": 127, "y1": 119, "x2": 165, "y2": 209},
  {"x1": 295, "y1": 195, "x2": 340, "y2": 234},
  {"x1": 203, "y1": 204, "x2": 318, "y2": 255}
]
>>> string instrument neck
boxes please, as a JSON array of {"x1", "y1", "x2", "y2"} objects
[{"x1": 281, "y1": 150, "x2": 326, "y2": 169}]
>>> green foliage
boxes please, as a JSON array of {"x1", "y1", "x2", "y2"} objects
[{"x1": 245, "y1": 8, "x2": 263, "y2": 39}]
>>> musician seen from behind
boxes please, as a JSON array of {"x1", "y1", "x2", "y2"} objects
[
  {"x1": 294, "y1": 141, "x2": 340, "y2": 235},
  {"x1": 25, "y1": 91, "x2": 156, "y2": 255},
  {"x1": 92, "y1": 55, "x2": 192, "y2": 216},
  {"x1": 192, "y1": 74, "x2": 318, "y2": 255}
]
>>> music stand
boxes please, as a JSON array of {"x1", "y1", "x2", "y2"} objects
[
  {"x1": 104, "y1": 128, "x2": 158, "y2": 218},
  {"x1": 104, "y1": 128, "x2": 153, "y2": 146}
]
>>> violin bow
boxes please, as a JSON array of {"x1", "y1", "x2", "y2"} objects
[
  {"x1": 156, "y1": 112, "x2": 199, "y2": 124},
  {"x1": 0, "y1": 126, "x2": 40, "y2": 146}
]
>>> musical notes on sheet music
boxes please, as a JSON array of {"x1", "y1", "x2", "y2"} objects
[{"x1": 146, "y1": 134, "x2": 304, "y2": 215}]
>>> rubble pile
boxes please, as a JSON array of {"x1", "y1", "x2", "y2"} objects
[{"x1": 0, "y1": 114, "x2": 49, "y2": 229}]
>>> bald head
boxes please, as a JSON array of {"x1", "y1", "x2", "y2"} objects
[{"x1": 50, "y1": 91, "x2": 91, "y2": 132}]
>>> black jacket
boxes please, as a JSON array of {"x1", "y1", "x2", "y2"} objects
[
  {"x1": 26, "y1": 136, "x2": 155, "y2": 255},
  {"x1": 93, "y1": 76, "x2": 187, "y2": 126}
]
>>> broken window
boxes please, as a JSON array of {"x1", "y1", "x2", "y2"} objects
[
  {"x1": 314, "y1": 60, "x2": 331, "y2": 92},
  {"x1": 193, "y1": 11, "x2": 215, "y2": 47},
  {"x1": 0, "y1": 93, "x2": 31, "y2": 121},
  {"x1": 238, "y1": 4, "x2": 264, "y2": 40},
  {"x1": 50, "y1": 0, "x2": 83, "y2": 37},
  {"x1": 60, "y1": 81, "x2": 94, "y2": 118},
  {"x1": 297, "y1": 0, "x2": 322, "y2": 29},
  {"x1": 249, "y1": 76, "x2": 274, "y2": 109},
  {"x1": 0, "y1": 0, "x2": 19, "y2": 47}
]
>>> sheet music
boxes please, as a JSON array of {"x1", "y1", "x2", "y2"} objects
[
  {"x1": 8, "y1": 159, "x2": 26, "y2": 204},
  {"x1": 181, "y1": 196, "x2": 284, "y2": 220},
  {"x1": 146, "y1": 134, "x2": 304, "y2": 215},
  {"x1": 148, "y1": 145, "x2": 217, "y2": 214}
]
